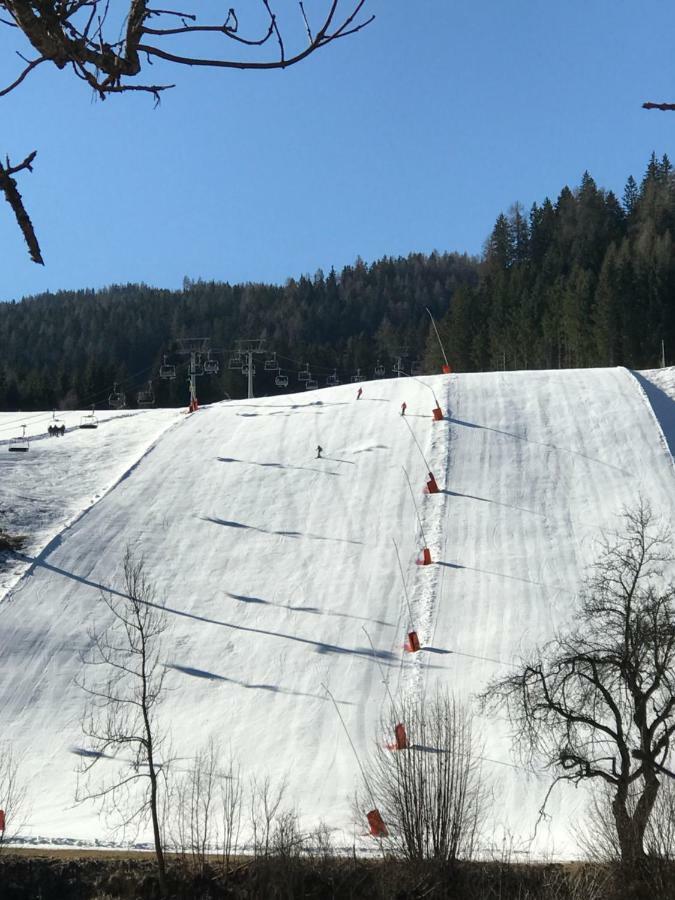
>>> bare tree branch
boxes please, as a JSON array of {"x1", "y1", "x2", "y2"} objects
[{"x1": 0, "y1": 1, "x2": 373, "y2": 263}]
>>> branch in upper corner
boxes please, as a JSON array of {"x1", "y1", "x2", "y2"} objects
[
  {"x1": 0, "y1": 151, "x2": 43, "y2": 265},
  {"x1": 643, "y1": 102, "x2": 675, "y2": 111}
]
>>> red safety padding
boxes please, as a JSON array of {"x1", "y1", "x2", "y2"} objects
[
  {"x1": 367, "y1": 808, "x2": 388, "y2": 838},
  {"x1": 0, "y1": 809, "x2": 5, "y2": 832},
  {"x1": 406, "y1": 631, "x2": 420, "y2": 653},
  {"x1": 432, "y1": 407, "x2": 444, "y2": 421},
  {"x1": 394, "y1": 723, "x2": 408, "y2": 750}
]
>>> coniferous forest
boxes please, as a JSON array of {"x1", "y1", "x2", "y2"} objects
[{"x1": 1, "y1": 152, "x2": 674, "y2": 411}]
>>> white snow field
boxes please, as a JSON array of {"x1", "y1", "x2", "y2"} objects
[{"x1": 1, "y1": 367, "x2": 674, "y2": 856}]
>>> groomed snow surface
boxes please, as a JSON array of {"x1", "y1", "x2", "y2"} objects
[{"x1": 1, "y1": 367, "x2": 674, "y2": 857}]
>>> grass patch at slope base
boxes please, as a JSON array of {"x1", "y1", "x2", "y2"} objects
[{"x1": 0, "y1": 855, "x2": 672, "y2": 900}]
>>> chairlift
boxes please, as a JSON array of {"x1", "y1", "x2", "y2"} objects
[
  {"x1": 374, "y1": 361, "x2": 385, "y2": 377},
  {"x1": 159, "y1": 354, "x2": 176, "y2": 380},
  {"x1": 137, "y1": 381, "x2": 155, "y2": 408},
  {"x1": 51, "y1": 409, "x2": 65, "y2": 429},
  {"x1": 326, "y1": 369, "x2": 340, "y2": 387},
  {"x1": 204, "y1": 353, "x2": 219, "y2": 375},
  {"x1": 242, "y1": 363, "x2": 256, "y2": 376},
  {"x1": 108, "y1": 383, "x2": 126, "y2": 410},
  {"x1": 8, "y1": 424, "x2": 29, "y2": 453},
  {"x1": 298, "y1": 364, "x2": 310, "y2": 383},
  {"x1": 350, "y1": 368, "x2": 366, "y2": 383},
  {"x1": 275, "y1": 372, "x2": 289, "y2": 388},
  {"x1": 264, "y1": 353, "x2": 279, "y2": 372},
  {"x1": 79, "y1": 406, "x2": 99, "y2": 429},
  {"x1": 228, "y1": 353, "x2": 243, "y2": 370},
  {"x1": 305, "y1": 376, "x2": 319, "y2": 391},
  {"x1": 410, "y1": 360, "x2": 423, "y2": 376}
]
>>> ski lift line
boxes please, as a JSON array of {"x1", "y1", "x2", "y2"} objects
[
  {"x1": 401, "y1": 416, "x2": 433, "y2": 474},
  {"x1": 322, "y1": 683, "x2": 380, "y2": 814},
  {"x1": 401, "y1": 466, "x2": 428, "y2": 549},
  {"x1": 361, "y1": 626, "x2": 400, "y2": 719},
  {"x1": 392, "y1": 538, "x2": 415, "y2": 632},
  {"x1": 0, "y1": 359, "x2": 160, "y2": 436}
]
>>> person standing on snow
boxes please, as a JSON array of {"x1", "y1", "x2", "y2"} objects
[
  {"x1": 316, "y1": 445, "x2": 323, "y2": 459},
  {"x1": 356, "y1": 387, "x2": 363, "y2": 400},
  {"x1": 401, "y1": 401, "x2": 407, "y2": 416}
]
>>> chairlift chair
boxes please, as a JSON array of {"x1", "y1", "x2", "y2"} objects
[
  {"x1": 410, "y1": 361, "x2": 423, "y2": 376},
  {"x1": 241, "y1": 363, "x2": 256, "y2": 376},
  {"x1": 204, "y1": 355, "x2": 219, "y2": 375},
  {"x1": 108, "y1": 383, "x2": 126, "y2": 410},
  {"x1": 159, "y1": 355, "x2": 176, "y2": 380},
  {"x1": 298, "y1": 364, "x2": 310, "y2": 383},
  {"x1": 326, "y1": 369, "x2": 340, "y2": 387},
  {"x1": 374, "y1": 361, "x2": 385, "y2": 377},
  {"x1": 79, "y1": 411, "x2": 99, "y2": 429},
  {"x1": 264, "y1": 353, "x2": 279, "y2": 372},
  {"x1": 228, "y1": 354, "x2": 243, "y2": 370},
  {"x1": 137, "y1": 381, "x2": 155, "y2": 408},
  {"x1": 8, "y1": 425, "x2": 29, "y2": 453},
  {"x1": 350, "y1": 368, "x2": 365, "y2": 383},
  {"x1": 305, "y1": 377, "x2": 319, "y2": 391},
  {"x1": 51, "y1": 409, "x2": 65, "y2": 429},
  {"x1": 275, "y1": 372, "x2": 289, "y2": 388}
]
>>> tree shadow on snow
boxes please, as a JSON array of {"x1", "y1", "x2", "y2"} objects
[
  {"x1": 217, "y1": 456, "x2": 340, "y2": 476},
  {"x1": 439, "y1": 488, "x2": 544, "y2": 517},
  {"x1": 226, "y1": 591, "x2": 395, "y2": 628},
  {"x1": 201, "y1": 516, "x2": 362, "y2": 545},
  {"x1": 449, "y1": 417, "x2": 630, "y2": 475},
  {"x1": 165, "y1": 662, "x2": 350, "y2": 704}
]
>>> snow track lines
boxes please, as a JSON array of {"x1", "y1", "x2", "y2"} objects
[{"x1": 1, "y1": 370, "x2": 675, "y2": 855}]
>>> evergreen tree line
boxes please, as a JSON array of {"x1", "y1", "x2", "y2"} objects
[
  {"x1": 429, "y1": 153, "x2": 675, "y2": 373},
  {"x1": 1, "y1": 151, "x2": 673, "y2": 410},
  {"x1": 0, "y1": 254, "x2": 477, "y2": 410}
]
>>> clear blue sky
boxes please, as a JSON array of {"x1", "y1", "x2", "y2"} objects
[{"x1": 2, "y1": 0, "x2": 675, "y2": 301}]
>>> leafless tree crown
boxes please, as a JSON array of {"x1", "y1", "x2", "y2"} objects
[
  {"x1": 0, "y1": 1, "x2": 373, "y2": 264},
  {"x1": 76, "y1": 548, "x2": 170, "y2": 889},
  {"x1": 484, "y1": 502, "x2": 675, "y2": 865}
]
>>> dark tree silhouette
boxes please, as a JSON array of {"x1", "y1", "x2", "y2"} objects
[
  {"x1": 484, "y1": 503, "x2": 675, "y2": 868},
  {"x1": 0, "y1": 1, "x2": 374, "y2": 263}
]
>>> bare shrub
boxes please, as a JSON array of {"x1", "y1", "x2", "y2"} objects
[
  {"x1": 0, "y1": 531, "x2": 27, "y2": 552},
  {"x1": 249, "y1": 773, "x2": 290, "y2": 858},
  {"x1": 364, "y1": 689, "x2": 488, "y2": 861},
  {"x1": 0, "y1": 743, "x2": 28, "y2": 849},
  {"x1": 170, "y1": 739, "x2": 243, "y2": 874}
]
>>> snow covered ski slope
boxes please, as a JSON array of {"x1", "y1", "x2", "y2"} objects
[{"x1": 1, "y1": 367, "x2": 674, "y2": 855}]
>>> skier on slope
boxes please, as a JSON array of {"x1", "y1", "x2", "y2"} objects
[
  {"x1": 356, "y1": 387, "x2": 363, "y2": 400},
  {"x1": 401, "y1": 401, "x2": 407, "y2": 416},
  {"x1": 316, "y1": 445, "x2": 323, "y2": 459}
]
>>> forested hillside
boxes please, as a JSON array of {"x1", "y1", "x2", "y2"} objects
[
  {"x1": 432, "y1": 152, "x2": 675, "y2": 373},
  {"x1": 1, "y1": 152, "x2": 673, "y2": 410},
  {"x1": 0, "y1": 254, "x2": 477, "y2": 410}
]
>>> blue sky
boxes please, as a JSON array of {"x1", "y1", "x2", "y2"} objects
[{"x1": 2, "y1": 0, "x2": 675, "y2": 301}]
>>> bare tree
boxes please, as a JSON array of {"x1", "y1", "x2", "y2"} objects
[
  {"x1": 0, "y1": 742, "x2": 28, "y2": 850},
  {"x1": 76, "y1": 547, "x2": 170, "y2": 893},
  {"x1": 364, "y1": 689, "x2": 487, "y2": 861},
  {"x1": 484, "y1": 502, "x2": 675, "y2": 868},
  {"x1": 249, "y1": 773, "x2": 289, "y2": 858},
  {"x1": 0, "y1": 1, "x2": 374, "y2": 263}
]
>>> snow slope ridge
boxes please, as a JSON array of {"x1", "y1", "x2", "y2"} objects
[
  {"x1": 1, "y1": 408, "x2": 182, "y2": 599},
  {"x1": 632, "y1": 367, "x2": 675, "y2": 464},
  {"x1": 1, "y1": 370, "x2": 674, "y2": 857}
]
